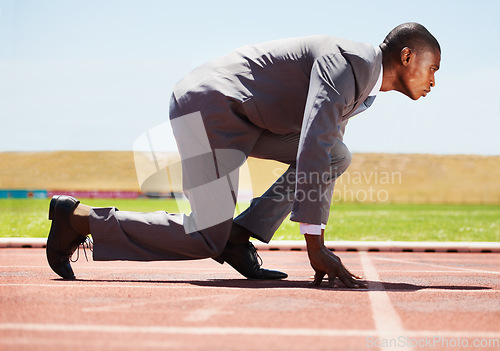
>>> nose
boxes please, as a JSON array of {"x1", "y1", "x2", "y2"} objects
[{"x1": 430, "y1": 74, "x2": 436, "y2": 88}]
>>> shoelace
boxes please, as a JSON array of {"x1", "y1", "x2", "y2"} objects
[
  {"x1": 70, "y1": 236, "x2": 93, "y2": 263},
  {"x1": 249, "y1": 242, "x2": 263, "y2": 268}
]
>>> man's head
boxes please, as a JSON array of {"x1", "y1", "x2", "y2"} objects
[{"x1": 380, "y1": 22, "x2": 441, "y2": 100}]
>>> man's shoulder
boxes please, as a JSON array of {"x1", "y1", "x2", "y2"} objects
[
  {"x1": 242, "y1": 35, "x2": 374, "y2": 54},
  {"x1": 289, "y1": 36, "x2": 379, "y2": 69}
]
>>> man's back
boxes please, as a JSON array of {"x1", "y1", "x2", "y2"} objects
[{"x1": 173, "y1": 36, "x2": 381, "y2": 134}]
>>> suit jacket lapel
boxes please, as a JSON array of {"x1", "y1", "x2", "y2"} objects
[{"x1": 345, "y1": 47, "x2": 383, "y2": 119}]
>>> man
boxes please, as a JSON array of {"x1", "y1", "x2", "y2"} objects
[{"x1": 47, "y1": 22, "x2": 440, "y2": 288}]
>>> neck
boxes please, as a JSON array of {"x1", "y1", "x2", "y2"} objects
[{"x1": 380, "y1": 46, "x2": 403, "y2": 93}]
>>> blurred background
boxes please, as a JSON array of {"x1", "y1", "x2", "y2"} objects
[
  {"x1": 0, "y1": 0, "x2": 499, "y2": 241},
  {"x1": 0, "y1": 0, "x2": 499, "y2": 154}
]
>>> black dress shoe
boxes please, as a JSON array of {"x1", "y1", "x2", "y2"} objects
[
  {"x1": 214, "y1": 242, "x2": 288, "y2": 280},
  {"x1": 46, "y1": 195, "x2": 87, "y2": 279}
]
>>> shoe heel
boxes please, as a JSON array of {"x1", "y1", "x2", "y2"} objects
[
  {"x1": 48, "y1": 195, "x2": 59, "y2": 220},
  {"x1": 212, "y1": 256, "x2": 225, "y2": 264}
]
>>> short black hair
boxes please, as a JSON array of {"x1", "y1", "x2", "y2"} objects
[{"x1": 381, "y1": 22, "x2": 441, "y2": 55}]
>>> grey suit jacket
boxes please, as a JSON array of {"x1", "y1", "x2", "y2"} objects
[{"x1": 172, "y1": 36, "x2": 382, "y2": 225}]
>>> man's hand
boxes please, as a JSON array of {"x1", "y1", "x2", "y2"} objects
[{"x1": 305, "y1": 233, "x2": 366, "y2": 288}]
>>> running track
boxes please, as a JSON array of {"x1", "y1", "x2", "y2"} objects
[{"x1": 1, "y1": 248, "x2": 499, "y2": 350}]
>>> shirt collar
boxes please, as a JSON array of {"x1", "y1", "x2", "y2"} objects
[{"x1": 368, "y1": 64, "x2": 383, "y2": 97}]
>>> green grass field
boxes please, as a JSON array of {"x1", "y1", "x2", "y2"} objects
[{"x1": 1, "y1": 198, "x2": 499, "y2": 242}]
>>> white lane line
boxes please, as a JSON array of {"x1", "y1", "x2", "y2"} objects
[
  {"x1": 183, "y1": 308, "x2": 231, "y2": 322},
  {"x1": 359, "y1": 251, "x2": 413, "y2": 351},
  {"x1": 0, "y1": 323, "x2": 372, "y2": 337},
  {"x1": 0, "y1": 323, "x2": 498, "y2": 339},
  {"x1": 372, "y1": 256, "x2": 500, "y2": 275},
  {"x1": 0, "y1": 336, "x2": 178, "y2": 349},
  {"x1": 81, "y1": 300, "x2": 153, "y2": 312}
]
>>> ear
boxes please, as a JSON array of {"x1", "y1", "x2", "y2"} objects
[{"x1": 400, "y1": 47, "x2": 413, "y2": 67}]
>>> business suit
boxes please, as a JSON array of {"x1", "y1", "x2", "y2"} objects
[{"x1": 90, "y1": 36, "x2": 382, "y2": 261}]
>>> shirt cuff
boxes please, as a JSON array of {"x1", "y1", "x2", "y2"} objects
[{"x1": 300, "y1": 223, "x2": 326, "y2": 235}]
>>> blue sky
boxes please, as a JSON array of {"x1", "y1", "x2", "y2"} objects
[{"x1": 0, "y1": 0, "x2": 499, "y2": 155}]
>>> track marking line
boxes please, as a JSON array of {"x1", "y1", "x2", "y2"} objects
[
  {"x1": 359, "y1": 251, "x2": 413, "y2": 351},
  {"x1": 183, "y1": 308, "x2": 232, "y2": 322},
  {"x1": 0, "y1": 323, "x2": 498, "y2": 339},
  {"x1": 81, "y1": 300, "x2": 152, "y2": 312},
  {"x1": 80, "y1": 294, "x2": 238, "y2": 314},
  {"x1": 181, "y1": 294, "x2": 238, "y2": 322},
  {"x1": 0, "y1": 336, "x2": 179, "y2": 348},
  {"x1": 372, "y1": 256, "x2": 500, "y2": 275},
  {"x1": 0, "y1": 323, "x2": 373, "y2": 337}
]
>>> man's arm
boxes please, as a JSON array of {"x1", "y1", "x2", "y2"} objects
[
  {"x1": 291, "y1": 54, "x2": 365, "y2": 288},
  {"x1": 290, "y1": 53, "x2": 355, "y2": 224}
]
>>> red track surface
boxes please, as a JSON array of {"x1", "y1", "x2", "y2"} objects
[{"x1": 1, "y1": 248, "x2": 499, "y2": 350}]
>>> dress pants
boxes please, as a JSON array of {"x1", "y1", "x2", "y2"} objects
[{"x1": 90, "y1": 95, "x2": 351, "y2": 261}]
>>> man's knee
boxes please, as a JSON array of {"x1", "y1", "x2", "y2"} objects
[
  {"x1": 340, "y1": 148, "x2": 352, "y2": 171},
  {"x1": 330, "y1": 144, "x2": 352, "y2": 175}
]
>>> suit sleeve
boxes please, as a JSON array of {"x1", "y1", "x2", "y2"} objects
[{"x1": 290, "y1": 53, "x2": 355, "y2": 225}]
